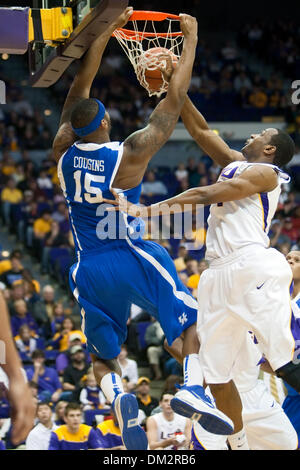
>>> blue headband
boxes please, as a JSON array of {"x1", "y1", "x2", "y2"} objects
[{"x1": 72, "y1": 99, "x2": 106, "y2": 137}]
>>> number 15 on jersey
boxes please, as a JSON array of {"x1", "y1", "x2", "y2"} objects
[{"x1": 73, "y1": 170, "x2": 105, "y2": 204}]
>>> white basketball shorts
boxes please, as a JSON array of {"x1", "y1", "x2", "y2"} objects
[{"x1": 197, "y1": 246, "x2": 295, "y2": 384}]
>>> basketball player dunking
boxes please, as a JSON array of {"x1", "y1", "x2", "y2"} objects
[
  {"x1": 52, "y1": 8, "x2": 233, "y2": 450},
  {"x1": 108, "y1": 90, "x2": 300, "y2": 449}
]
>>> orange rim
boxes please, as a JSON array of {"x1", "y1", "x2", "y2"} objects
[
  {"x1": 129, "y1": 11, "x2": 181, "y2": 22},
  {"x1": 112, "y1": 10, "x2": 183, "y2": 39}
]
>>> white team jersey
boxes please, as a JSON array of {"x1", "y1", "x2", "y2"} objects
[
  {"x1": 206, "y1": 161, "x2": 290, "y2": 261},
  {"x1": 152, "y1": 412, "x2": 188, "y2": 450}
]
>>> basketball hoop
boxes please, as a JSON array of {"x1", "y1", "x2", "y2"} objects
[{"x1": 112, "y1": 11, "x2": 184, "y2": 97}]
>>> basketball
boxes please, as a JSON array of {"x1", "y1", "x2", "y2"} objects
[{"x1": 138, "y1": 47, "x2": 179, "y2": 94}]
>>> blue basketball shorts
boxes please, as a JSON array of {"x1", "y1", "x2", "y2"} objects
[{"x1": 69, "y1": 239, "x2": 198, "y2": 360}]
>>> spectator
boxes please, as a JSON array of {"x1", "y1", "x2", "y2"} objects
[
  {"x1": 32, "y1": 210, "x2": 52, "y2": 257},
  {"x1": 50, "y1": 302, "x2": 66, "y2": 336},
  {"x1": 117, "y1": 344, "x2": 138, "y2": 392},
  {"x1": 136, "y1": 377, "x2": 159, "y2": 418},
  {"x1": 1, "y1": 151, "x2": 16, "y2": 176},
  {"x1": 14, "y1": 325, "x2": 44, "y2": 362},
  {"x1": 175, "y1": 163, "x2": 188, "y2": 182},
  {"x1": 28, "y1": 380, "x2": 39, "y2": 403},
  {"x1": 26, "y1": 402, "x2": 57, "y2": 450},
  {"x1": 146, "y1": 392, "x2": 191, "y2": 450},
  {"x1": 248, "y1": 87, "x2": 268, "y2": 108},
  {"x1": 79, "y1": 368, "x2": 107, "y2": 411},
  {"x1": 41, "y1": 220, "x2": 70, "y2": 274},
  {"x1": 269, "y1": 220, "x2": 291, "y2": 247},
  {"x1": 281, "y1": 217, "x2": 299, "y2": 243},
  {"x1": 233, "y1": 72, "x2": 253, "y2": 92},
  {"x1": 221, "y1": 40, "x2": 239, "y2": 63},
  {"x1": 96, "y1": 408, "x2": 125, "y2": 450},
  {"x1": 51, "y1": 203, "x2": 68, "y2": 224},
  {"x1": 32, "y1": 284, "x2": 56, "y2": 327},
  {"x1": 37, "y1": 170, "x2": 53, "y2": 193},
  {"x1": 62, "y1": 345, "x2": 89, "y2": 401},
  {"x1": 174, "y1": 246, "x2": 188, "y2": 273},
  {"x1": 142, "y1": 170, "x2": 168, "y2": 197},
  {"x1": 145, "y1": 318, "x2": 165, "y2": 381},
  {"x1": 0, "y1": 253, "x2": 24, "y2": 288},
  {"x1": 48, "y1": 317, "x2": 86, "y2": 353},
  {"x1": 10, "y1": 299, "x2": 39, "y2": 337},
  {"x1": 1, "y1": 178, "x2": 23, "y2": 227},
  {"x1": 54, "y1": 401, "x2": 67, "y2": 426},
  {"x1": 48, "y1": 403, "x2": 101, "y2": 450},
  {"x1": 0, "y1": 250, "x2": 23, "y2": 277},
  {"x1": 55, "y1": 331, "x2": 89, "y2": 376},
  {"x1": 182, "y1": 257, "x2": 199, "y2": 278},
  {"x1": 26, "y1": 350, "x2": 62, "y2": 403}
]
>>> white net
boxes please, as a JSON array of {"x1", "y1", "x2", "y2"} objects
[{"x1": 113, "y1": 17, "x2": 184, "y2": 97}]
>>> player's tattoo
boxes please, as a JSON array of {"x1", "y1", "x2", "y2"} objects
[{"x1": 125, "y1": 107, "x2": 178, "y2": 157}]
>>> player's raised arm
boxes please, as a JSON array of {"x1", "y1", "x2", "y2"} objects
[
  {"x1": 52, "y1": 6, "x2": 133, "y2": 162},
  {"x1": 118, "y1": 15, "x2": 198, "y2": 188},
  {"x1": 107, "y1": 165, "x2": 278, "y2": 216},
  {"x1": 180, "y1": 96, "x2": 245, "y2": 168}
]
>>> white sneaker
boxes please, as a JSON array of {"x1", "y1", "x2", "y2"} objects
[
  {"x1": 171, "y1": 385, "x2": 234, "y2": 435},
  {"x1": 113, "y1": 393, "x2": 148, "y2": 449}
]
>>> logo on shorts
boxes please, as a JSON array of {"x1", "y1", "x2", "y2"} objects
[
  {"x1": 179, "y1": 313, "x2": 188, "y2": 326},
  {"x1": 256, "y1": 282, "x2": 266, "y2": 290}
]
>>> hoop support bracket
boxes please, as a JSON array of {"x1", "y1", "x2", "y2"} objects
[{"x1": 30, "y1": 0, "x2": 128, "y2": 87}]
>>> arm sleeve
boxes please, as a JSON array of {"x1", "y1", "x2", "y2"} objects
[
  {"x1": 94, "y1": 428, "x2": 108, "y2": 449},
  {"x1": 48, "y1": 432, "x2": 60, "y2": 450},
  {"x1": 88, "y1": 428, "x2": 102, "y2": 449}
]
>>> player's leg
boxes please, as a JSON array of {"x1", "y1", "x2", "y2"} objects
[
  {"x1": 165, "y1": 328, "x2": 248, "y2": 447},
  {"x1": 240, "y1": 248, "x2": 300, "y2": 392},
  {"x1": 90, "y1": 353, "x2": 148, "y2": 450},
  {"x1": 241, "y1": 380, "x2": 298, "y2": 450},
  {"x1": 194, "y1": 262, "x2": 250, "y2": 443},
  {"x1": 128, "y1": 238, "x2": 234, "y2": 435},
  {"x1": 69, "y1": 258, "x2": 148, "y2": 450},
  {"x1": 165, "y1": 334, "x2": 237, "y2": 437}
]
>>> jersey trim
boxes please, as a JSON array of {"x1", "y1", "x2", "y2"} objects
[
  {"x1": 109, "y1": 143, "x2": 124, "y2": 190},
  {"x1": 125, "y1": 237, "x2": 198, "y2": 310},
  {"x1": 58, "y1": 152, "x2": 83, "y2": 251},
  {"x1": 258, "y1": 193, "x2": 269, "y2": 232}
]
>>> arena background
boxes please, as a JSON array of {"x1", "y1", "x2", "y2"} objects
[{"x1": 0, "y1": 0, "x2": 299, "y2": 450}]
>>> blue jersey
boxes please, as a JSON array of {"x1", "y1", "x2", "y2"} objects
[
  {"x1": 57, "y1": 141, "x2": 144, "y2": 253},
  {"x1": 60, "y1": 141, "x2": 198, "y2": 361}
]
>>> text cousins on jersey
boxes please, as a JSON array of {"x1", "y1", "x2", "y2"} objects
[{"x1": 74, "y1": 156, "x2": 104, "y2": 172}]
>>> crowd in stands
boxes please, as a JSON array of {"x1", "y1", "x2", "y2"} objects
[{"x1": 0, "y1": 13, "x2": 299, "y2": 449}]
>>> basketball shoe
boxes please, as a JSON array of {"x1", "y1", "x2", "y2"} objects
[
  {"x1": 113, "y1": 393, "x2": 148, "y2": 450},
  {"x1": 171, "y1": 384, "x2": 234, "y2": 435}
]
